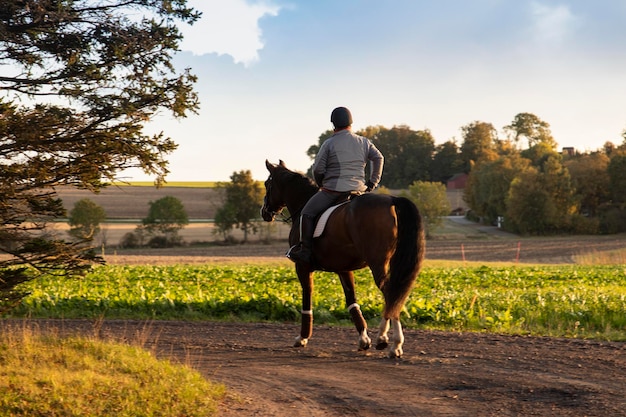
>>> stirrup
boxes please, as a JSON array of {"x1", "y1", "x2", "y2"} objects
[
  {"x1": 286, "y1": 244, "x2": 311, "y2": 263},
  {"x1": 285, "y1": 244, "x2": 299, "y2": 259}
]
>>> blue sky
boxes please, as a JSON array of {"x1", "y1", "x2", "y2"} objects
[{"x1": 129, "y1": 0, "x2": 626, "y2": 182}]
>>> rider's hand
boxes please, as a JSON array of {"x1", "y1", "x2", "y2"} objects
[{"x1": 365, "y1": 181, "x2": 375, "y2": 192}]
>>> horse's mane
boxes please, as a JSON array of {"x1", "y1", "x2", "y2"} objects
[{"x1": 277, "y1": 167, "x2": 318, "y2": 195}]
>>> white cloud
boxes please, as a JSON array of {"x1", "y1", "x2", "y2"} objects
[
  {"x1": 179, "y1": 0, "x2": 281, "y2": 66},
  {"x1": 529, "y1": 2, "x2": 578, "y2": 45}
]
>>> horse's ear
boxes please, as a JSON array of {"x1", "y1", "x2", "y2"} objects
[
  {"x1": 265, "y1": 159, "x2": 275, "y2": 172},
  {"x1": 279, "y1": 160, "x2": 286, "y2": 168}
]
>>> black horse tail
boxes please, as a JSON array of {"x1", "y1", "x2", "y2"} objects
[{"x1": 384, "y1": 196, "x2": 425, "y2": 319}]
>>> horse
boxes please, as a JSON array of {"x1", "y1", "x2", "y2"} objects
[{"x1": 261, "y1": 160, "x2": 425, "y2": 358}]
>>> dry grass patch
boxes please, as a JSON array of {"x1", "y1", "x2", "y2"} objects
[{"x1": 0, "y1": 325, "x2": 225, "y2": 416}]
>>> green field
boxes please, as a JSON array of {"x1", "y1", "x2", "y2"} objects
[{"x1": 9, "y1": 264, "x2": 626, "y2": 341}]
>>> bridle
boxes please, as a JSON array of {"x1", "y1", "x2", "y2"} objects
[{"x1": 262, "y1": 175, "x2": 290, "y2": 222}]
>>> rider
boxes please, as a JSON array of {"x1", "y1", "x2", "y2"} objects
[{"x1": 287, "y1": 106, "x2": 384, "y2": 263}]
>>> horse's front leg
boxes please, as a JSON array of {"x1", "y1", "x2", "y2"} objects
[
  {"x1": 338, "y1": 271, "x2": 371, "y2": 351},
  {"x1": 294, "y1": 265, "x2": 313, "y2": 348}
]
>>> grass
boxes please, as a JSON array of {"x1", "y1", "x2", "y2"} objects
[
  {"x1": 574, "y1": 247, "x2": 626, "y2": 265},
  {"x1": 0, "y1": 324, "x2": 225, "y2": 416},
  {"x1": 8, "y1": 263, "x2": 626, "y2": 341}
]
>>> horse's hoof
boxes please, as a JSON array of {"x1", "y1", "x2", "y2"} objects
[
  {"x1": 294, "y1": 336, "x2": 308, "y2": 348},
  {"x1": 358, "y1": 338, "x2": 371, "y2": 351},
  {"x1": 388, "y1": 347, "x2": 403, "y2": 358},
  {"x1": 375, "y1": 341, "x2": 388, "y2": 350}
]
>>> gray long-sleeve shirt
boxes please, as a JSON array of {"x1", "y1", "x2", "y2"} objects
[{"x1": 312, "y1": 129, "x2": 384, "y2": 192}]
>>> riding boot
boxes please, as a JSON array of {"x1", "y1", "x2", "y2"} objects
[{"x1": 287, "y1": 214, "x2": 315, "y2": 263}]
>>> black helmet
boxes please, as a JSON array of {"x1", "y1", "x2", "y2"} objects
[{"x1": 330, "y1": 107, "x2": 353, "y2": 129}]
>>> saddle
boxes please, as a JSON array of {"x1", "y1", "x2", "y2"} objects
[{"x1": 313, "y1": 199, "x2": 352, "y2": 237}]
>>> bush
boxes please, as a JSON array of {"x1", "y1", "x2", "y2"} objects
[
  {"x1": 569, "y1": 214, "x2": 600, "y2": 234},
  {"x1": 119, "y1": 232, "x2": 141, "y2": 248},
  {"x1": 599, "y1": 205, "x2": 626, "y2": 234}
]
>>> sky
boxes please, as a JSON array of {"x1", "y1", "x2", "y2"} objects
[{"x1": 127, "y1": 0, "x2": 626, "y2": 182}]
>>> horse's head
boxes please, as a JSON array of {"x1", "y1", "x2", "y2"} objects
[{"x1": 260, "y1": 159, "x2": 288, "y2": 222}]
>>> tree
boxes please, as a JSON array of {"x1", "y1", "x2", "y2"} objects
[
  {"x1": 67, "y1": 198, "x2": 107, "y2": 241},
  {"x1": 215, "y1": 170, "x2": 264, "y2": 243},
  {"x1": 506, "y1": 156, "x2": 576, "y2": 234},
  {"x1": 431, "y1": 140, "x2": 463, "y2": 183},
  {"x1": 459, "y1": 121, "x2": 498, "y2": 173},
  {"x1": 369, "y1": 125, "x2": 435, "y2": 188},
  {"x1": 141, "y1": 196, "x2": 188, "y2": 247},
  {"x1": 504, "y1": 113, "x2": 556, "y2": 150},
  {"x1": 564, "y1": 153, "x2": 611, "y2": 217},
  {"x1": 403, "y1": 181, "x2": 451, "y2": 237},
  {"x1": 607, "y1": 151, "x2": 626, "y2": 205},
  {"x1": 464, "y1": 153, "x2": 530, "y2": 225},
  {"x1": 0, "y1": 1, "x2": 199, "y2": 311}
]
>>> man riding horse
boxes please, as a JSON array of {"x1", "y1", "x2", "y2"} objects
[{"x1": 287, "y1": 106, "x2": 384, "y2": 264}]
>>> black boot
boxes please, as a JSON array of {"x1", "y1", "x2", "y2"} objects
[{"x1": 287, "y1": 214, "x2": 315, "y2": 263}]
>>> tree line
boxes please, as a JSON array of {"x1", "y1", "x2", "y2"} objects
[{"x1": 308, "y1": 112, "x2": 626, "y2": 235}]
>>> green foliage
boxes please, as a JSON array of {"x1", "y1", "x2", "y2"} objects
[
  {"x1": 431, "y1": 140, "x2": 464, "y2": 182},
  {"x1": 214, "y1": 170, "x2": 264, "y2": 243},
  {"x1": 459, "y1": 121, "x2": 498, "y2": 173},
  {"x1": 403, "y1": 181, "x2": 451, "y2": 237},
  {"x1": 564, "y1": 153, "x2": 611, "y2": 218},
  {"x1": 464, "y1": 153, "x2": 530, "y2": 224},
  {"x1": 506, "y1": 155, "x2": 576, "y2": 234},
  {"x1": 504, "y1": 112, "x2": 556, "y2": 149},
  {"x1": 68, "y1": 198, "x2": 107, "y2": 241},
  {"x1": 0, "y1": 1, "x2": 199, "y2": 311},
  {"x1": 368, "y1": 126, "x2": 435, "y2": 188},
  {"x1": 608, "y1": 152, "x2": 626, "y2": 205},
  {"x1": 8, "y1": 264, "x2": 626, "y2": 341},
  {"x1": 140, "y1": 196, "x2": 189, "y2": 247}
]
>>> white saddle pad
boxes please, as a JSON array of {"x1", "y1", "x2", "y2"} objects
[{"x1": 313, "y1": 201, "x2": 350, "y2": 238}]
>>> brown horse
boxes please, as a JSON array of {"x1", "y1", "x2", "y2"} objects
[{"x1": 261, "y1": 160, "x2": 425, "y2": 358}]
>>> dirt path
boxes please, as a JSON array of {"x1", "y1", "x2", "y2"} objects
[{"x1": 21, "y1": 319, "x2": 626, "y2": 417}]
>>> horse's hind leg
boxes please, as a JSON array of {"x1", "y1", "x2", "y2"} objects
[
  {"x1": 375, "y1": 317, "x2": 404, "y2": 358},
  {"x1": 389, "y1": 319, "x2": 405, "y2": 358},
  {"x1": 376, "y1": 318, "x2": 390, "y2": 350},
  {"x1": 338, "y1": 271, "x2": 371, "y2": 350}
]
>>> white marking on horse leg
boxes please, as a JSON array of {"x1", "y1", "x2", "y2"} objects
[
  {"x1": 388, "y1": 319, "x2": 405, "y2": 358},
  {"x1": 358, "y1": 329, "x2": 371, "y2": 351},
  {"x1": 295, "y1": 310, "x2": 312, "y2": 347},
  {"x1": 347, "y1": 303, "x2": 371, "y2": 350},
  {"x1": 376, "y1": 318, "x2": 390, "y2": 350},
  {"x1": 294, "y1": 335, "x2": 308, "y2": 348}
]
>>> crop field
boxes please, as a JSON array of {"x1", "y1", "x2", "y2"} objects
[{"x1": 10, "y1": 263, "x2": 626, "y2": 341}]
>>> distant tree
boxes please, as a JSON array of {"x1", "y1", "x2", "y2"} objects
[
  {"x1": 506, "y1": 156, "x2": 576, "y2": 234},
  {"x1": 141, "y1": 196, "x2": 189, "y2": 247},
  {"x1": 459, "y1": 121, "x2": 498, "y2": 173},
  {"x1": 465, "y1": 153, "x2": 530, "y2": 225},
  {"x1": 564, "y1": 153, "x2": 611, "y2": 217},
  {"x1": 0, "y1": 1, "x2": 199, "y2": 311},
  {"x1": 504, "y1": 113, "x2": 556, "y2": 150},
  {"x1": 369, "y1": 125, "x2": 435, "y2": 188},
  {"x1": 213, "y1": 201, "x2": 237, "y2": 243},
  {"x1": 216, "y1": 170, "x2": 264, "y2": 243},
  {"x1": 403, "y1": 181, "x2": 451, "y2": 237},
  {"x1": 431, "y1": 140, "x2": 464, "y2": 182},
  {"x1": 607, "y1": 151, "x2": 626, "y2": 205},
  {"x1": 68, "y1": 199, "x2": 107, "y2": 241}
]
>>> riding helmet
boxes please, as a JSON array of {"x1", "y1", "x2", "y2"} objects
[{"x1": 330, "y1": 107, "x2": 353, "y2": 129}]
